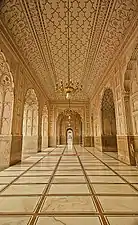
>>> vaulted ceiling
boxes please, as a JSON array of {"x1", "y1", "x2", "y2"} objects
[{"x1": 0, "y1": 0, "x2": 137, "y2": 101}]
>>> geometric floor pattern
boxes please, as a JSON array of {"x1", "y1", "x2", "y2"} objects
[{"x1": 0, "y1": 145, "x2": 138, "y2": 224}]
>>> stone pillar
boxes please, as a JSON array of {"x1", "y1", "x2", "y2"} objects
[
  {"x1": 123, "y1": 92, "x2": 136, "y2": 165},
  {"x1": 38, "y1": 104, "x2": 42, "y2": 152},
  {"x1": 10, "y1": 66, "x2": 24, "y2": 166},
  {"x1": 10, "y1": 91, "x2": 23, "y2": 165}
]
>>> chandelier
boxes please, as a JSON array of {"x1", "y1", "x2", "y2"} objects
[
  {"x1": 63, "y1": 99, "x2": 73, "y2": 117},
  {"x1": 64, "y1": 99, "x2": 73, "y2": 127},
  {"x1": 55, "y1": 0, "x2": 82, "y2": 99}
]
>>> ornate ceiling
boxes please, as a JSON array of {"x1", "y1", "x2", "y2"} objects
[{"x1": 0, "y1": 0, "x2": 137, "y2": 101}]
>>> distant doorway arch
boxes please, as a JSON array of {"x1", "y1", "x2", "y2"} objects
[
  {"x1": 101, "y1": 88, "x2": 117, "y2": 152},
  {"x1": 66, "y1": 128, "x2": 73, "y2": 144},
  {"x1": 56, "y1": 111, "x2": 82, "y2": 145}
]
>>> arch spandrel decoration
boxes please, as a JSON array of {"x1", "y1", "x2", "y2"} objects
[{"x1": 56, "y1": 108, "x2": 83, "y2": 123}]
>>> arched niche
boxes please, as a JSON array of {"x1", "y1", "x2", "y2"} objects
[
  {"x1": 22, "y1": 88, "x2": 38, "y2": 159},
  {"x1": 0, "y1": 50, "x2": 14, "y2": 169},
  {"x1": 56, "y1": 110, "x2": 82, "y2": 145},
  {"x1": 101, "y1": 88, "x2": 118, "y2": 152},
  {"x1": 42, "y1": 104, "x2": 48, "y2": 149}
]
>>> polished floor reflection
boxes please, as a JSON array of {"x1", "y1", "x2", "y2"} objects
[{"x1": 0, "y1": 146, "x2": 138, "y2": 224}]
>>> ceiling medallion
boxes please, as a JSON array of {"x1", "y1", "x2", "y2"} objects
[{"x1": 55, "y1": 0, "x2": 82, "y2": 100}]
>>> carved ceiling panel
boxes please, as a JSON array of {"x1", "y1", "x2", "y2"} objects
[{"x1": 0, "y1": 0, "x2": 137, "y2": 100}]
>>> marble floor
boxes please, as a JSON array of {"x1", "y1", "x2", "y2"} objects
[{"x1": 0, "y1": 146, "x2": 138, "y2": 224}]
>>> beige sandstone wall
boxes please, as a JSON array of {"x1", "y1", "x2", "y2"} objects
[
  {"x1": 89, "y1": 28, "x2": 138, "y2": 165},
  {"x1": 0, "y1": 29, "x2": 49, "y2": 169}
]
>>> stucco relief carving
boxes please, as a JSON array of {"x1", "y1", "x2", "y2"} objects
[{"x1": 0, "y1": 0, "x2": 137, "y2": 100}]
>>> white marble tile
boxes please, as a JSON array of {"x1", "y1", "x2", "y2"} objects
[
  {"x1": 0, "y1": 171, "x2": 23, "y2": 176},
  {"x1": 116, "y1": 170, "x2": 138, "y2": 175},
  {"x1": 0, "y1": 176, "x2": 17, "y2": 184},
  {"x1": 35, "y1": 163, "x2": 56, "y2": 167},
  {"x1": 59, "y1": 162, "x2": 80, "y2": 165},
  {"x1": 82, "y1": 163, "x2": 103, "y2": 165},
  {"x1": 23, "y1": 171, "x2": 53, "y2": 176},
  {"x1": 36, "y1": 216, "x2": 101, "y2": 225},
  {"x1": 30, "y1": 166, "x2": 55, "y2": 170},
  {"x1": 52, "y1": 176, "x2": 86, "y2": 183},
  {"x1": 107, "y1": 216, "x2": 138, "y2": 225},
  {"x1": 0, "y1": 196, "x2": 39, "y2": 212},
  {"x1": 110, "y1": 166, "x2": 137, "y2": 170},
  {"x1": 98, "y1": 196, "x2": 138, "y2": 212},
  {"x1": 55, "y1": 171, "x2": 83, "y2": 175},
  {"x1": 123, "y1": 176, "x2": 138, "y2": 183},
  {"x1": 57, "y1": 166, "x2": 82, "y2": 170},
  {"x1": 92, "y1": 184, "x2": 137, "y2": 194},
  {"x1": 15, "y1": 176, "x2": 50, "y2": 184},
  {"x1": 86, "y1": 170, "x2": 115, "y2": 175},
  {"x1": 0, "y1": 185, "x2": 6, "y2": 191},
  {"x1": 133, "y1": 184, "x2": 138, "y2": 189},
  {"x1": 14, "y1": 164, "x2": 31, "y2": 168},
  {"x1": 106, "y1": 162, "x2": 124, "y2": 165},
  {"x1": 1, "y1": 184, "x2": 46, "y2": 195},
  {"x1": 40, "y1": 196, "x2": 96, "y2": 212},
  {"x1": 83, "y1": 165, "x2": 109, "y2": 170},
  {"x1": 5, "y1": 167, "x2": 27, "y2": 171},
  {"x1": 49, "y1": 184, "x2": 89, "y2": 194},
  {"x1": 88, "y1": 176, "x2": 124, "y2": 183},
  {"x1": 0, "y1": 216, "x2": 30, "y2": 225}
]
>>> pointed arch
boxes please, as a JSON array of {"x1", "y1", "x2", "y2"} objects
[
  {"x1": 22, "y1": 88, "x2": 38, "y2": 159},
  {"x1": 101, "y1": 88, "x2": 118, "y2": 152}
]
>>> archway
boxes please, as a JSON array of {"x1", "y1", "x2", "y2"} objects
[
  {"x1": 56, "y1": 111, "x2": 82, "y2": 145},
  {"x1": 0, "y1": 50, "x2": 14, "y2": 169},
  {"x1": 101, "y1": 88, "x2": 117, "y2": 152},
  {"x1": 42, "y1": 104, "x2": 48, "y2": 149},
  {"x1": 22, "y1": 89, "x2": 38, "y2": 159}
]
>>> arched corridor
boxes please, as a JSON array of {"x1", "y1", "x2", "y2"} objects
[
  {"x1": 0, "y1": 0, "x2": 138, "y2": 224},
  {"x1": 56, "y1": 110, "x2": 82, "y2": 145}
]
